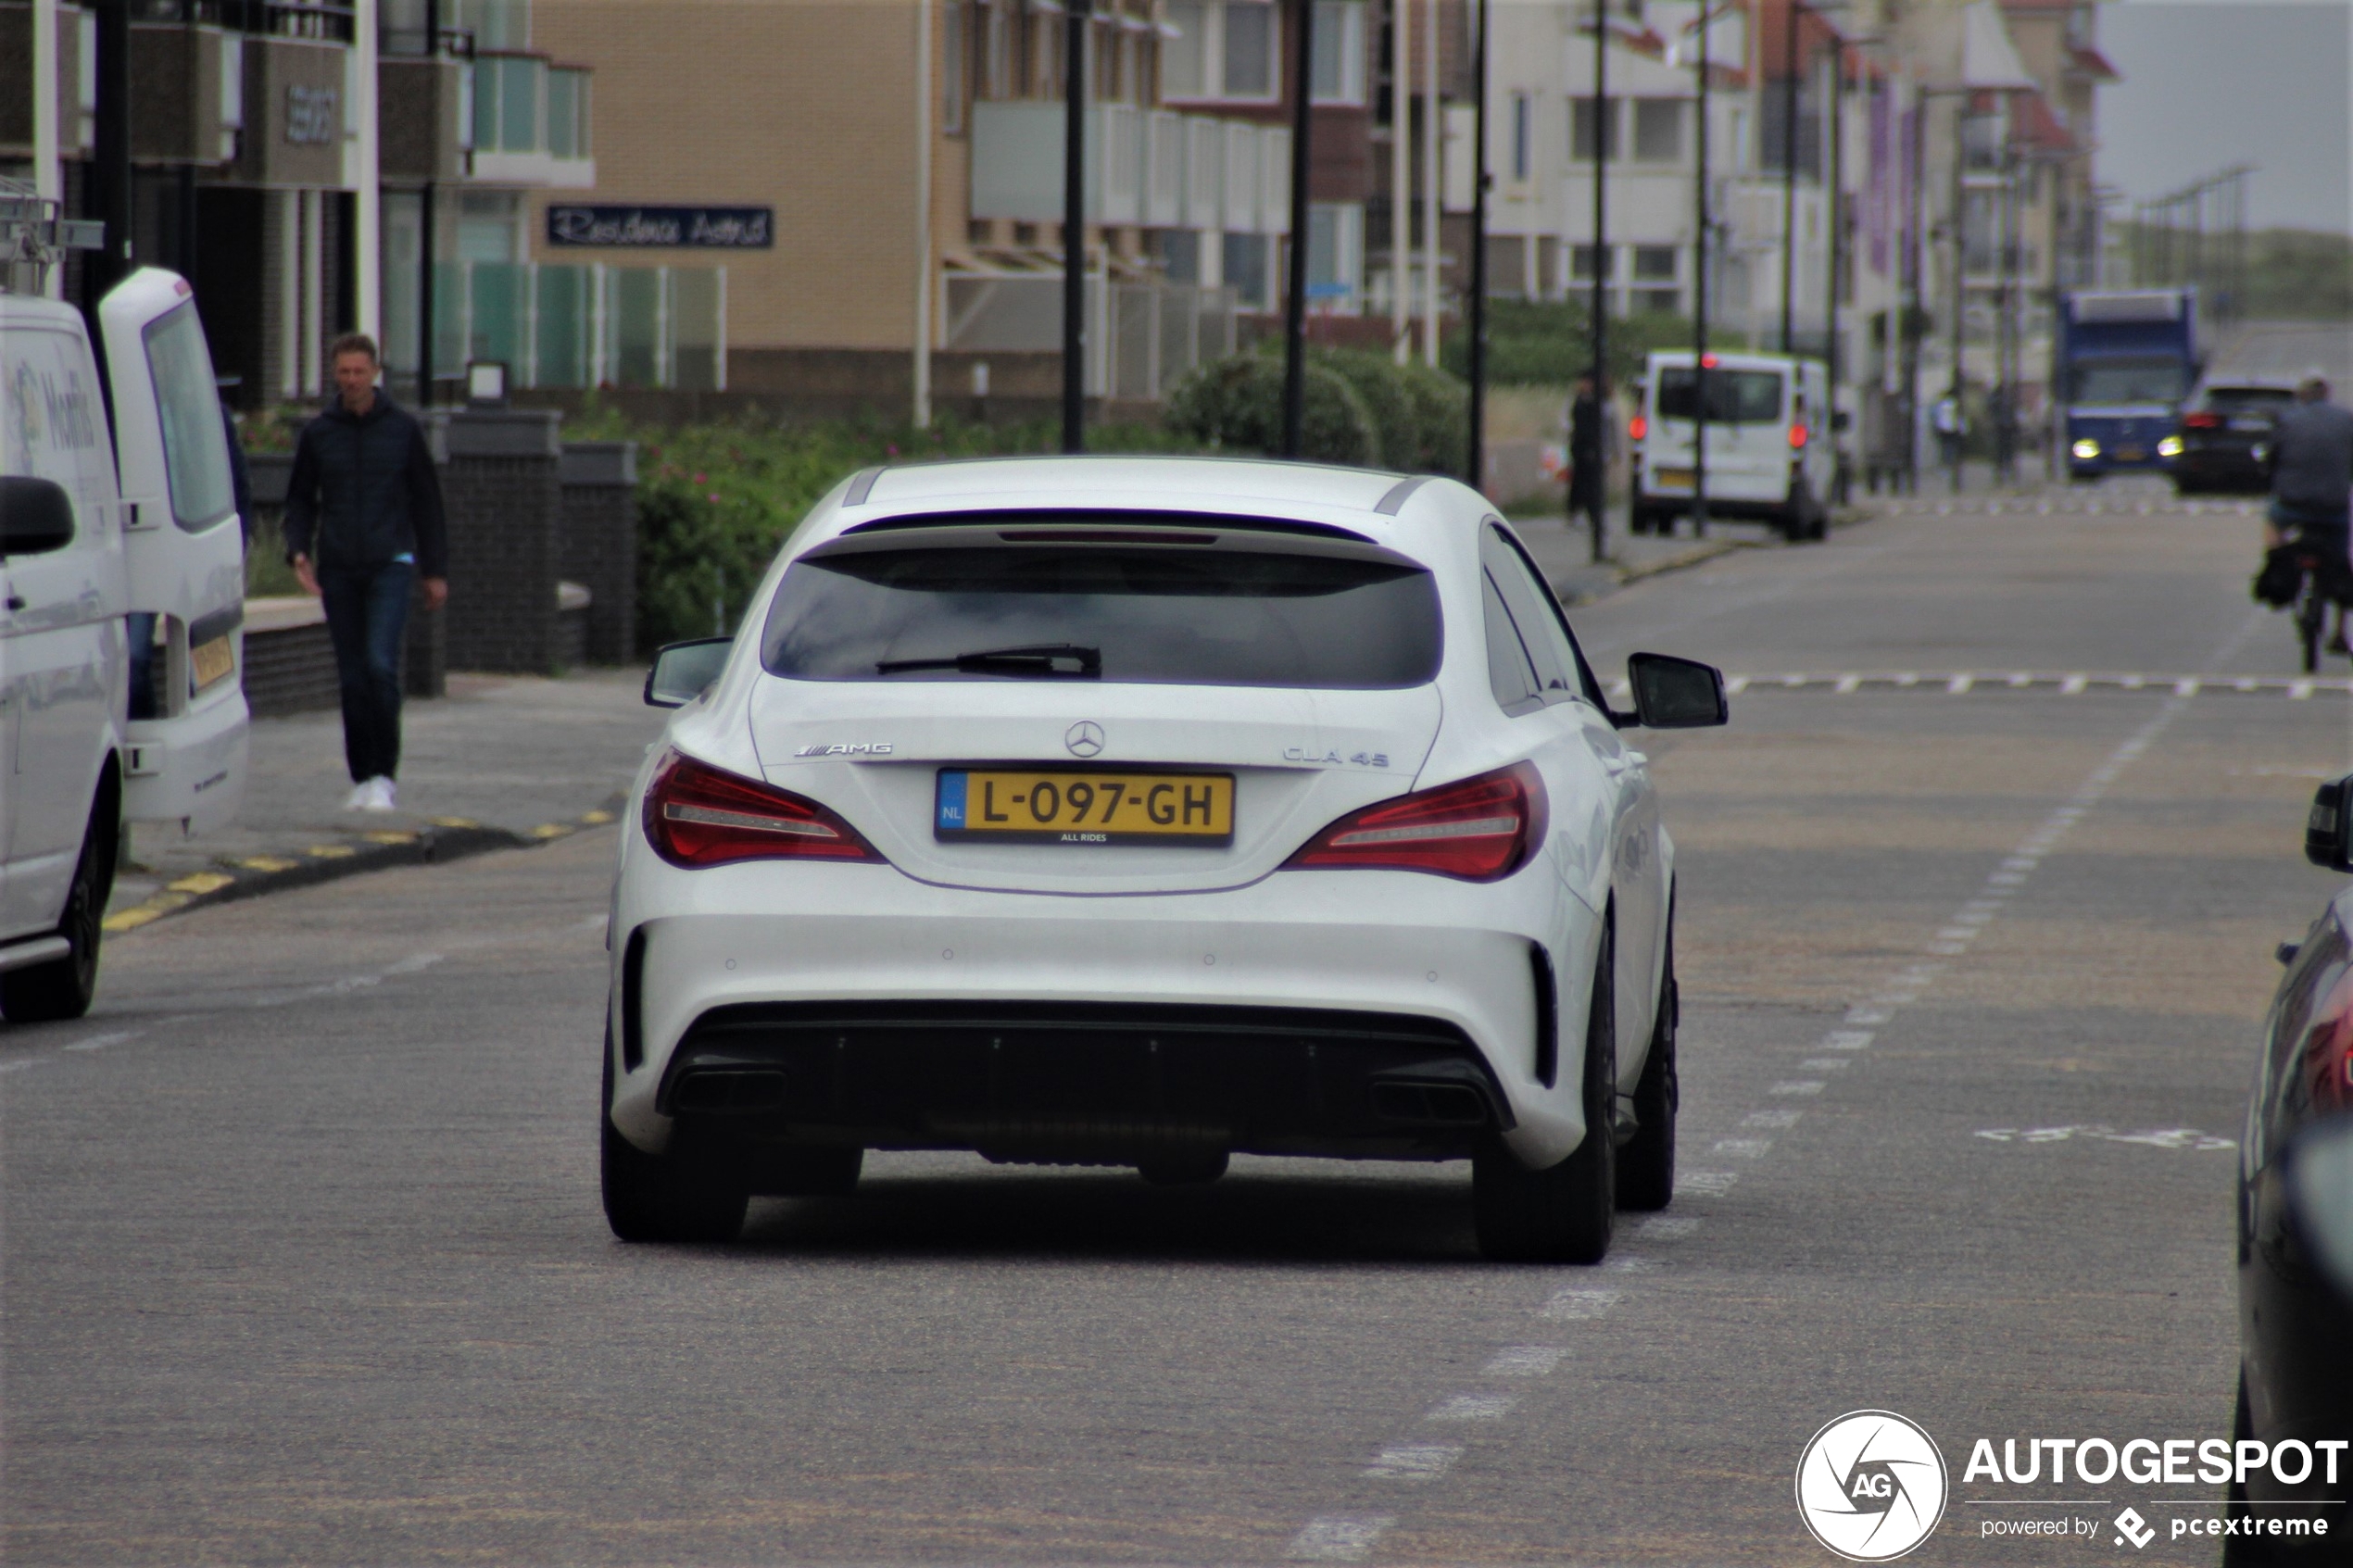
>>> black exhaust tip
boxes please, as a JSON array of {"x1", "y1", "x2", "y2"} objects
[
  {"x1": 1371, "y1": 1079, "x2": 1491, "y2": 1126},
  {"x1": 672, "y1": 1069, "x2": 788, "y2": 1114}
]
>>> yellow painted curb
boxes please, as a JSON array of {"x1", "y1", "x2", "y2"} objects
[
  {"x1": 307, "y1": 845, "x2": 358, "y2": 859},
  {"x1": 237, "y1": 855, "x2": 300, "y2": 872},
  {"x1": 362, "y1": 830, "x2": 419, "y2": 846},
  {"x1": 167, "y1": 872, "x2": 235, "y2": 895}
]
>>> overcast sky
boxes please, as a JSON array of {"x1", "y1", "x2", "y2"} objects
[{"x1": 2094, "y1": 0, "x2": 2350, "y2": 234}]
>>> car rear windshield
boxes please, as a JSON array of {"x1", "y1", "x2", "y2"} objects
[
  {"x1": 760, "y1": 544, "x2": 1443, "y2": 689},
  {"x1": 1655, "y1": 368, "x2": 1783, "y2": 423}
]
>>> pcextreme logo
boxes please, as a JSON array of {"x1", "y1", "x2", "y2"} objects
[{"x1": 1796, "y1": 1411, "x2": 1951, "y2": 1562}]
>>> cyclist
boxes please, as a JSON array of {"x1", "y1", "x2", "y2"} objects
[{"x1": 2264, "y1": 375, "x2": 2353, "y2": 650}]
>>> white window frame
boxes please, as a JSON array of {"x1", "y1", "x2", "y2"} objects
[
  {"x1": 1161, "y1": 0, "x2": 1280, "y2": 106},
  {"x1": 1310, "y1": 0, "x2": 1366, "y2": 107}
]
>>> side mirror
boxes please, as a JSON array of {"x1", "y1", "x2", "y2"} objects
[
  {"x1": 1624, "y1": 651, "x2": 1729, "y2": 729},
  {"x1": 644, "y1": 636, "x2": 733, "y2": 709},
  {"x1": 2308, "y1": 773, "x2": 2353, "y2": 872},
  {"x1": 2285, "y1": 1117, "x2": 2353, "y2": 1303},
  {"x1": 0, "y1": 476, "x2": 77, "y2": 557}
]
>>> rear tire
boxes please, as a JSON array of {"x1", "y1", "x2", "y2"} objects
[
  {"x1": 1617, "y1": 905, "x2": 1679, "y2": 1212},
  {"x1": 1475, "y1": 918, "x2": 1617, "y2": 1263},
  {"x1": 1, "y1": 791, "x2": 116, "y2": 1024},
  {"x1": 600, "y1": 1035, "x2": 749, "y2": 1243}
]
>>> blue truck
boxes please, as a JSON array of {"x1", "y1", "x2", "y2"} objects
[{"x1": 2057, "y1": 289, "x2": 2201, "y2": 481}]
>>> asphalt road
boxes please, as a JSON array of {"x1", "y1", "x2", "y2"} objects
[{"x1": 6, "y1": 485, "x2": 2346, "y2": 1565}]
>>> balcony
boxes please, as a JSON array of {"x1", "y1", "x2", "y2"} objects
[
  {"x1": 467, "y1": 52, "x2": 592, "y2": 188},
  {"x1": 970, "y1": 100, "x2": 1288, "y2": 235}
]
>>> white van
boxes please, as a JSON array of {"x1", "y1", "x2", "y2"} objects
[
  {"x1": 1, "y1": 260, "x2": 248, "y2": 1021},
  {"x1": 1630, "y1": 350, "x2": 1833, "y2": 542}
]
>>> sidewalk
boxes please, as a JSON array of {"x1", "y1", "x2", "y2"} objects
[
  {"x1": 1512, "y1": 510, "x2": 1770, "y2": 605},
  {"x1": 107, "y1": 669, "x2": 667, "y2": 930}
]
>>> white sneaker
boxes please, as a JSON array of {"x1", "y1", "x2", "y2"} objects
[
  {"x1": 364, "y1": 776, "x2": 398, "y2": 811},
  {"x1": 344, "y1": 781, "x2": 376, "y2": 811}
]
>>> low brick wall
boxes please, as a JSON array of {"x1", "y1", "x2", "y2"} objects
[{"x1": 560, "y1": 442, "x2": 637, "y2": 664}]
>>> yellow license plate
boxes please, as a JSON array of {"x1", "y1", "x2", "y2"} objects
[
  {"x1": 2115, "y1": 447, "x2": 2146, "y2": 462},
  {"x1": 190, "y1": 634, "x2": 235, "y2": 693},
  {"x1": 1652, "y1": 468, "x2": 1695, "y2": 491},
  {"x1": 936, "y1": 770, "x2": 1234, "y2": 846}
]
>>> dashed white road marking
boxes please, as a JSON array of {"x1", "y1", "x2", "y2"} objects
[
  {"x1": 1821, "y1": 1033, "x2": 1874, "y2": 1052},
  {"x1": 1483, "y1": 1346, "x2": 1567, "y2": 1377},
  {"x1": 1721, "y1": 670, "x2": 2350, "y2": 699},
  {"x1": 1713, "y1": 1138, "x2": 1774, "y2": 1158},
  {"x1": 1675, "y1": 1170, "x2": 1739, "y2": 1198},
  {"x1": 1539, "y1": 1288, "x2": 1622, "y2": 1322},
  {"x1": 1975, "y1": 1125, "x2": 2235, "y2": 1151},
  {"x1": 1427, "y1": 1394, "x2": 1519, "y2": 1422},
  {"x1": 1364, "y1": 1444, "x2": 1463, "y2": 1481},
  {"x1": 1743, "y1": 1109, "x2": 1803, "y2": 1129},
  {"x1": 1770, "y1": 1080, "x2": 1826, "y2": 1097},
  {"x1": 1636, "y1": 1215, "x2": 1701, "y2": 1240},
  {"x1": 1601, "y1": 1253, "x2": 1661, "y2": 1273},
  {"x1": 1798, "y1": 1058, "x2": 1851, "y2": 1073},
  {"x1": 1288, "y1": 1516, "x2": 1396, "y2": 1562},
  {"x1": 60, "y1": 1029, "x2": 140, "y2": 1053}
]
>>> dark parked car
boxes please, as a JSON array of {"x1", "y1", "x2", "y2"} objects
[
  {"x1": 2175, "y1": 381, "x2": 2299, "y2": 497},
  {"x1": 2230, "y1": 773, "x2": 2353, "y2": 1561}
]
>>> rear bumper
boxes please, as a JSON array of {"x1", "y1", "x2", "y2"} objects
[
  {"x1": 660, "y1": 998, "x2": 1513, "y2": 1162},
  {"x1": 609, "y1": 848, "x2": 1600, "y2": 1169}
]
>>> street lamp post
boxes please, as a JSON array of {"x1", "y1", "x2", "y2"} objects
[
  {"x1": 1281, "y1": 0, "x2": 1315, "y2": 457},
  {"x1": 1779, "y1": 0, "x2": 1804, "y2": 354},
  {"x1": 1588, "y1": 0, "x2": 1608, "y2": 564},
  {"x1": 1466, "y1": 0, "x2": 1489, "y2": 488},
  {"x1": 1062, "y1": 0, "x2": 1088, "y2": 454},
  {"x1": 1691, "y1": 0, "x2": 1716, "y2": 538}
]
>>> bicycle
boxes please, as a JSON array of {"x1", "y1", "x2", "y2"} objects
[{"x1": 2292, "y1": 547, "x2": 2331, "y2": 673}]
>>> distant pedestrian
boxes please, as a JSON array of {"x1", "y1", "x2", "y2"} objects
[
  {"x1": 2264, "y1": 373, "x2": 2353, "y2": 650},
  {"x1": 1932, "y1": 395, "x2": 1965, "y2": 471},
  {"x1": 283, "y1": 334, "x2": 448, "y2": 812},
  {"x1": 1567, "y1": 371, "x2": 1605, "y2": 541}
]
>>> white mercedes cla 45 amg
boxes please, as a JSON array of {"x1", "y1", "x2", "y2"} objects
[{"x1": 603, "y1": 457, "x2": 1727, "y2": 1261}]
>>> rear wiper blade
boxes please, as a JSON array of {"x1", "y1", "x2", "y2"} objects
[{"x1": 875, "y1": 642, "x2": 1102, "y2": 678}]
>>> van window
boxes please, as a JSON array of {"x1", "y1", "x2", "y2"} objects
[
  {"x1": 142, "y1": 302, "x2": 235, "y2": 533},
  {"x1": 1657, "y1": 367, "x2": 1783, "y2": 424}
]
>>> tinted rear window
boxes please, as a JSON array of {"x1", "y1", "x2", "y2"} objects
[
  {"x1": 1656, "y1": 368, "x2": 1783, "y2": 423},
  {"x1": 2204, "y1": 386, "x2": 2296, "y2": 409},
  {"x1": 761, "y1": 545, "x2": 1441, "y2": 689}
]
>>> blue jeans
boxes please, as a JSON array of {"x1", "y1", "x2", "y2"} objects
[{"x1": 319, "y1": 561, "x2": 414, "y2": 784}]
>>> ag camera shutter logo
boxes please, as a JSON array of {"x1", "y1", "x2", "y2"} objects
[{"x1": 1795, "y1": 1411, "x2": 1949, "y2": 1562}]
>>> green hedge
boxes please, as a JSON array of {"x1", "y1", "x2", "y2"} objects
[{"x1": 1164, "y1": 346, "x2": 1467, "y2": 473}]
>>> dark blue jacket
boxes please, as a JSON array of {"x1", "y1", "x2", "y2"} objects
[{"x1": 283, "y1": 394, "x2": 448, "y2": 578}]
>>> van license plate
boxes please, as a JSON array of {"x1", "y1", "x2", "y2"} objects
[
  {"x1": 936, "y1": 770, "x2": 1234, "y2": 846},
  {"x1": 191, "y1": 634, "x2": 235, "y2": 693},
  {"x1": 2115, "y1": 446, "x2": 2146, "y2": 462},
  {"x1": 1652, "y1": 468, "x2": 1695, "y2": 491}
]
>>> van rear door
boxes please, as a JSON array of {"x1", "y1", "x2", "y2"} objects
[{"x1": 96, "y1": 268, "x2": 247, "y2": 833}]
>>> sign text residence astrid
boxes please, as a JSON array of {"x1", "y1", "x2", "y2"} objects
[{"x1": 545, "y1": 207, "x2": 774, "y2": 249}]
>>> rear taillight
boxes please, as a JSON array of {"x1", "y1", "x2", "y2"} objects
[
  {"x1": 1283, "y1": 763, "x2": 1547, "y2": 883},
  {"x1": 2184, "y1": 411, "x2": 2224, "y2": 430},
  {"x1": 1629, "y1": 415, "x2": 1648, "y2": 442},
  {"x1": 1789, "y1": 424, "x2": 1809, "y2": 449},
  {"x1": 643, "y1": 749, "x2": 882, "y2": 868}
]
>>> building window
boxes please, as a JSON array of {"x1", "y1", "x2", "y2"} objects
[
  {"x1": 1306, "y1": 201, "x2": 1362, "y2": 311},
  {"x1": 1569, "y1": 96, "x2": 1617, "y2": 161},
  {"x1": 1571, "y1": 245, "x2": 1614, "y2": 281},
  {"x1": 1311, "y1": 1, "x2": 1365, "y2": 106},
  {"x1": 1510, "y1": 92, "x2": 1531, "y2": 182},
  {"x1": 1631, "y1": 97, "x2": 1681, "y2": 162},
  {"x1": 1224, "y1": 231, "x2": 1271, "y2": 308},
  {"x1": 1166, "y1": 0, "x2": 1280, "y2": 103},
  {"x1": 1155, "y1": 228, "x2": 1201, "y2": 282},
  {"x1": 1224, "y1": 2, "x2": 1276, "y2": 98},
  {"x1": 1633, "y1": 245, "x2": 1677, "y2": 282}
]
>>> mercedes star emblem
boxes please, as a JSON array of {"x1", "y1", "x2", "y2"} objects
[{"x1": 1065, "y1": 721, "x2": 1105, "y2": 758}]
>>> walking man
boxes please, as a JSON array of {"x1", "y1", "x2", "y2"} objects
[{"x1": 283, "y1": 334, "x2": 448, "y2": 811}]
